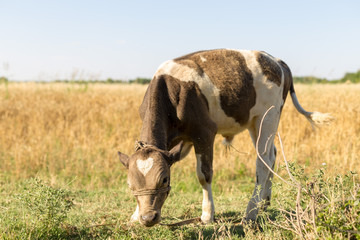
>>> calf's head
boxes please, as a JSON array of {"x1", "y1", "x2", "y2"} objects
[{"x1": 118, "y1": 142, "x2": 183, "y2": 227}]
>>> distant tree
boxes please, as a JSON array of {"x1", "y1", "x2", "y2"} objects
[
  {"x1": 129, "y1": 77, "x2": 151, "y2": 84},
  {"x1": 106, "y1": 78, "x2": 114, "y2": 83},
  {"x1": 340, "y1": 70, "x2": 360, "y2": 83},
  {"x1": 0, "y1": 76, "x2": 8, "y2": 84},
  {"x1": 293, "y1": 76, "x2": 329, "y2": 84}
]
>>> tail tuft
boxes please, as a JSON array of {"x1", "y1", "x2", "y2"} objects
[
  {"x1": 307, "y1": 111, "x2": 334, "y2": 129},
  {"x1": 290, "y1": 87, "x2": 334, "y2": 129}
]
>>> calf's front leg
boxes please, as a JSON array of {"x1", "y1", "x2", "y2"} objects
[
  {"x1": 196, "y1": 153, "x2": 214, "y2": 223},
  {"x1": 194, "y1": 137, "x2": 215, "y2": 224}
]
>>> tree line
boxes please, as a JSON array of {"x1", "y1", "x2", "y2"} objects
[
  {"x1": 294, "y1": 70, "x2": 360, "y2": 84},
  {"x1": 1, "y1": 70, "x2": 360, "y2": 84}
]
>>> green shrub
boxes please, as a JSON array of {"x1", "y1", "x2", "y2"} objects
[
  {"x1": 340, "y1": 70, "x2": 360, "y2": 83},
  {"x1": 262, "y1": 165, "x2": 360, "y2": 239},
  {"x1": 16, "y1": 178, "x2": 74, "y2": 238},
  {"x1": 0, "y1": 76, "x2": 8, "y2": 84}
]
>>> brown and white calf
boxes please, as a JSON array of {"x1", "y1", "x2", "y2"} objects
[{"x1": 118, "y1": 49, "x2": 331, "y2": 227}]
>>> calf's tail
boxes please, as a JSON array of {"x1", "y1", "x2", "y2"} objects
[{"x1": 289, "y1": 82, "x2": 333, "y2": 128}]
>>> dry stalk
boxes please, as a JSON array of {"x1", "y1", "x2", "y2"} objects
[
  {"x1": 288, "y1": 214, "x2": 299, "y2": 234},
  {"x1": 159, "y1": 217, "x2": 201, "y2": 227},
  {"x1": 277, "y1": 208, "x2": 297, "y2": 217},
  {"x1": 277, "y1": 132, "x2": 301, "y2": 187},
  {"x1": 255, "y1": 106, "x2": 297, "y2": 188},
  {"x1": 296, "y1": 184, "x2": 305, "y2": 239},
  {"x1": 300, "y1": 204, "x2": 310, "y2": 219},
  {"x1": 309, "y1": 183, "x2": 317, "y2": 235},
  {"x1": 267, "y1": 216, "x2": 298, "y2": 235},
  {"x1": 228, "y1": 144, "x2": 249, "y2": 155},
  {"x1": 262, "y1": 133, "x2": 276, "y2": 155},
  {"x1": 257, "y1": 106, "x2": 311, "y2": 238}
]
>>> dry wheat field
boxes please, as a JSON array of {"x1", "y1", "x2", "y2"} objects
[
  {"x1": 0, "y1": 83, "x2": 359, "y2": 183},
  {"x1": 0, "y1": 82, "x2": 359, "y2": 239}
]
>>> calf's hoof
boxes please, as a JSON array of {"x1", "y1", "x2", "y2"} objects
[{"x1": 201, "y1": 213, "x2": 214, "y2": 224}]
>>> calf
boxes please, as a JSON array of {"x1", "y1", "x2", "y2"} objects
[{"x1": 118, "y1": 49, "x2": 331, "y2": 227}]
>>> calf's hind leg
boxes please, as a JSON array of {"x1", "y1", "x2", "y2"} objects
[{"x1": 245, "y1": 110, "x2": 280, "y2": 221}]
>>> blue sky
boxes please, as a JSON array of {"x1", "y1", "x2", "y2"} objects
[{"x1": 1, "y1": 0, "x2": 359, "y2": 81}]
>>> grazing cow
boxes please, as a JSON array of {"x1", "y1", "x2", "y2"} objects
[{"x1": 118, "y1": 49, "x2": 331, "y2": 227}]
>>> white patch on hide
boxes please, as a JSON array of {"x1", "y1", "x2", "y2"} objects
[
  {"x1": 154, "y1": 60, "x2": 243, "y2": 134},
  {"x1": 130, "y1": 205, "x2": 139, "y2": 222},
  {"x1": 201, "y1": 182, "x2": 214, "y2": 223},
  {"x1": 238, "y1": 50, "x2": 284, "y2": 121},
  {"x1": 195, "y1": 154, "x2": 214, "y2": 223},
  {"x1": 136, "y1": 157, "x2": 154, "y2": 176}
]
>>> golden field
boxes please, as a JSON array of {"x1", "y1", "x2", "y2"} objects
[{"x1": 0, "y1": 83, "x2": 359, "y2": 187}]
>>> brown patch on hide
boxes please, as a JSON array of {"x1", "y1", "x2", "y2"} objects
[
  {"x1": 277, "y1": 59, "x2": 293, "y2": 102},
  {"x1": 256, "y1": 52, "x2": 282, "y2": 87},
  {"x1": 174, "y1": 49, "x2": 256, "y2": 126}
]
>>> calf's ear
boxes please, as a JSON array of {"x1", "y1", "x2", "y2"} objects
[
  {"x1": 118, "y1": 151, "x2": 130, "y2": 169},
  {"x1": 168, "y1": 141, "x2": 183, "y2": 166}
]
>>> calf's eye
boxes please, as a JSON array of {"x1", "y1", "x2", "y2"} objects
[{"x1": 163, "y1": 177, "x2": 168, "y2": 184}]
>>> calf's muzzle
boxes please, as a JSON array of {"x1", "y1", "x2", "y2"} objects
[
  {"x1": 133, "y1": 186, "x2": 171, "y2": 227},
  {"x1": 140, "y1": 210, "x2": 159, "y2": 227}
]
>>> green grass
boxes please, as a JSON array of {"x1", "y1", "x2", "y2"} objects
[{"x1": 1, "y1": 164, "x2": 359, "y2": 239}]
